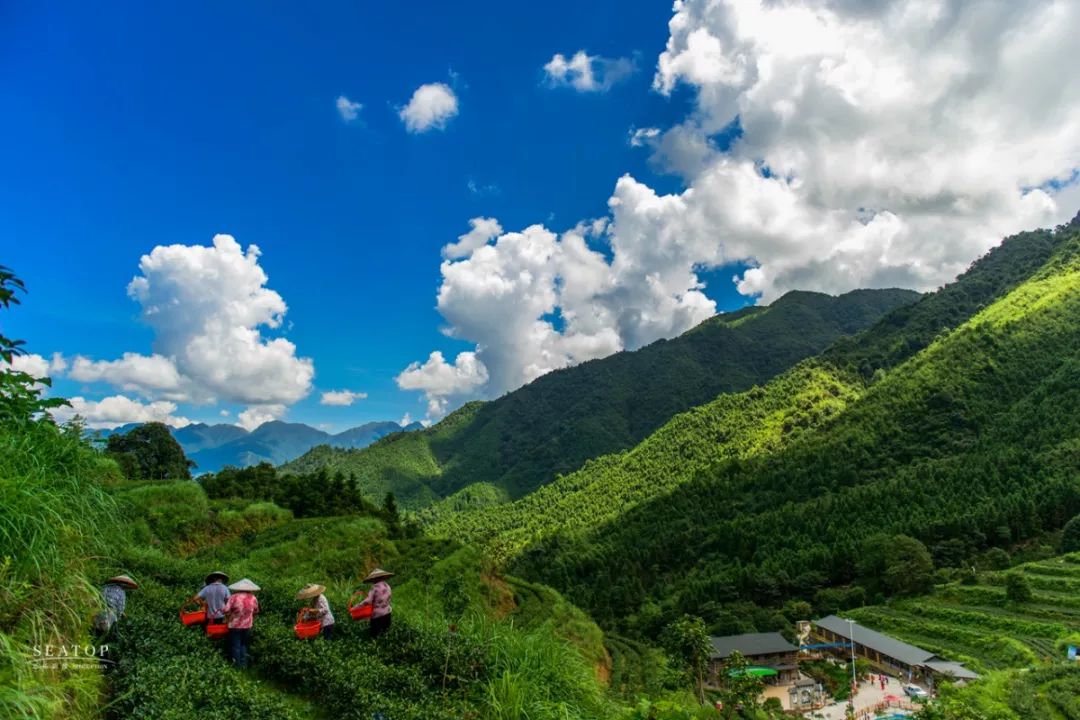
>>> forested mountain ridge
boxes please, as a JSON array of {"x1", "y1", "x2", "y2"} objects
[
  {"x1": 284, "y1": 288, "x2": 919, "y2": 507},
  {"x1": 423, "y1": 363, "x2": 862, "y2": 555},
  {"x1": 425, "y1": 220, "x2": 1075, "y2": 551},
  {"x1": 503, "y1": 220, "x2": 1080, "y2": 633}
]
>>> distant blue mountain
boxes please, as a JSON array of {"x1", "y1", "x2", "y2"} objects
[{"x1": 90, "y1": 419, "x2": 419, "y2": 473}]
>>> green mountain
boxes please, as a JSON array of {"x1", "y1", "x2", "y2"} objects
[
  {"x1": 284, "y1": 288, "x2": 919, "y2": 507},
  {"x1": 427, "y1": 219, "x2": 1070, "y2": 555},
  {"x1": 488, "y1": 219, "x2": 1080, "y2": 632}
]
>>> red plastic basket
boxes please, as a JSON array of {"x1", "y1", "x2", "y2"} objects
[
  {"x1": 205, "y1": 622, "x2": 229, "y2": 638},
  {"x1": 348, "y1": 591, "x2": 373, "y2": 621},
  {"x1": 180, "y1": 608, "x2": 207, "y2": 626},
  {"x1": 295, "y1": 610, "x2": 321, "y2": 639}
]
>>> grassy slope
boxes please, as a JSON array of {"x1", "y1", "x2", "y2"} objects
[
  {"x1": 105, "y1": 479, "x2": 619, "y2": 720},
  {"x1": 0, "y1": 421, "x2": 121, "y2": 718},
  {"x1": 284, "y1": 288, "x2": 918, "y2": 508},
  {"x1": 508, "y1": 224, "x2": 1080, "y2": 628}
]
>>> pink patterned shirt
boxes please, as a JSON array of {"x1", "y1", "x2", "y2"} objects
[
  {"x1": 223, "y1": 592, "x2": 259, "y2": 629},
  {"x1": 359, "y1": 581, "x2": 392, "y2": 618}
]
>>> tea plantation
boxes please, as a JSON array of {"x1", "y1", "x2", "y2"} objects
[{"x1": 849, "y1": 554, "x2": 1080, "y2": 674}]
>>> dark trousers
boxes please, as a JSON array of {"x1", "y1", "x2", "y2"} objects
[
  {"x1": 95, "y1": 621, "x2": 119, "y2": 669},
  {"x1": 370, "y1": 613, "x2": 391, "y2": 638},
  {"x1": 228, "y1": 627, "x2": 252, "y2": 668},
  {"x1": 321, "y1": 623, "x2": 335, "y2": 640}
]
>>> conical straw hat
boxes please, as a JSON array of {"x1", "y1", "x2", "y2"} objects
[
  {"x1": 362, "y1": 568, "x2": 394, "y2": 583},
  {"x1": 106, "y1": 575, "x2": 139, "y2": 589},
  {"x1": 205, "y1": 571, "x2": 229, "y2": 584},
  {"x1": 295, "y1": 583, "x2": 326, "y2": 600},
  {"x1": 228, "y1": 578, "x2": 261, "y2": 592}
]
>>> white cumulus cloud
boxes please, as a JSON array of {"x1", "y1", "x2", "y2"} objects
[
  {"x1": 52, "y1": 395, "x2": 191, "y2": 430},
  {"x1": 399, "y1": 83, "x2": 459, "y2": 133},
  {"x1": 395, "y1": 350, "x2": 488, "y2": 419},
  {"x1": 641, "y1": 0, "x2": 1080, "y2": 300},
  {"x1": 319, "y1": 389, "x2": 368, "y2": 406},
  {"x1": 2, "y1": 352, "x2": 66, "y2": 380},
  {"x1": 336, "y1": 95, "x2": 362, "y2": 122},
  {"x1": 70, "y1": 235, "x2": 314, "y2": 412},
  {"x1": 543, "y1": 51, "x2": 635, "y2": 92},
  {"x1": 69, "y1": 352, "x2": 187, "y2": 400}
]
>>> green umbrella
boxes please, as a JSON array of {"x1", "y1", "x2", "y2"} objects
[{"x1": 728, "y1": 666, "x2": 778, "y2": 677}]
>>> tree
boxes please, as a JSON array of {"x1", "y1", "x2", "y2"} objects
[
  {"x1": 1062, "y1": 514, "x2": 1080, "y2": 554},
  {"x1": 883, "y1": 535, "x2": 935, "y2": 597},
  {"x1": 981, "y1": 547, "x2": 1010, "y2": 570},
  {"x1": 663, "y1": 615, "x2": 712, "y2": 704},
  {"x1": 106, "y1": 422, "x2": 193, "y2": 480},
  {"x1": 855, "y1": 533, "x2": 892, "y2": 597},
  {"x1": 717, "y1": 650, "x2": 765, "y2": 717},
  {"x1": 1004, "y1": 572, "x2": 1033, "y2": 603},
  {"x1": 383, "y1": 492, "x2": 402, "y2": 538},
  {"x1": 0, "y1": 266, "x2": 68, "y2": 424}
]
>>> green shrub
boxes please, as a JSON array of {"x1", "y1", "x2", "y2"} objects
[
  {"x1": 1062, "y1": 514, "x2": 1080, "y2": 553},
  {"x1": 1004, "y1": 572, "x2": 1034, "y2": 604}
]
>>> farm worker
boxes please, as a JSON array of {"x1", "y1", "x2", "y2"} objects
[
  {"x1": 93, "y1": 574, "x2": 138, "y2": 640},
  {"x1": 190, "y1": 571, "x2": 230, "y2": 622},
  {"x1": 354, "y1": 568, "x2": 394, "y2": 638},
  {"x1": 296, "y1": 583, "x2": 335, "y2": 639},
  {"x1": 222, "y1": 578, "x2": 260, "y2": 668}
]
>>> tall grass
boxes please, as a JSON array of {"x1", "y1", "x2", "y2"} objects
[
  {"x1": 478, "y1": 617, "x2": 612, "y2": 720},
  {"x1": 0, "y1": 419, "x2": 120, "y2": 718}
]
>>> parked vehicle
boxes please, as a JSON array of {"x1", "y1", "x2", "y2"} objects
[{"x1": 903, "y1": 684, "x2": 929, "y2": 698}]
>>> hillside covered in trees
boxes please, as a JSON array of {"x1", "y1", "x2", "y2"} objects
[
  {"x1": 425, "y1": 219, "x2": 1071, "y2": 554},
  {"x1": 480, "y1": 219, "x2": 1080, "y2": 635},
  {"x1": 285, "y1": 288, "x2": 919, "y2": 507}
]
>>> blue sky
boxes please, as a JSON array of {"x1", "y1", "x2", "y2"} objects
[
  {"x1": 5, "y1": 0, "x2": 1077, "y2": 431},
  {"x1": 1, "y1": 1, "x2": 751, "y2": 429}
]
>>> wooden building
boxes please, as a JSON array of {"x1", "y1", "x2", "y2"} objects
[{"x1": 708, "y1": 632, "x2": 799, "y2": 685}]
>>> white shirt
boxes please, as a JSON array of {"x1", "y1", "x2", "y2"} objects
[{"x1": 315, "y1": 594, "x2": 335, "y2": 627}]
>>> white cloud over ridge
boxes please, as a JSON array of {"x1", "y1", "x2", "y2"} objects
[
  {"x1": 544, "y1": 51, "x2": 635, "y2": 92},
  {"x1": 399, "y1": 83, "x2": 459, "y2": 133},
  {"x1": 401, "y1": 0, "x2": 1080, "y2": 419},
  {"x1": 320, "y1": 389, "x2": 368, "y2": 406},
  {"x1": 395, "y1": 350, "x2": 488, "y2": 418},
  {"x1": 66, "y1": 235, "x2": 314, "y2": 425},
  {"x1": 237, "y1": 404, "x2": 285, "y2": 431},
  {"x1": 52, "y1": 395, "x2": 191, "y2": 430}
]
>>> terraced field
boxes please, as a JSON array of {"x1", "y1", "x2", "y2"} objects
[{"x1": 847, "y1": 553, "x2": 1080, "y2": 674}]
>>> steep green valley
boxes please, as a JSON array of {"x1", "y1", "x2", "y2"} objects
[{"x1": 284, "y1": 288, "x2": 919, "y2": 508}]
